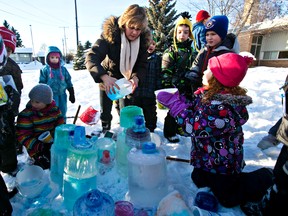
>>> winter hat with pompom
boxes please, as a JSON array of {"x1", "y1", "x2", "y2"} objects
[
  {"x1": 209, "y1": 53, "x2": 253, "y2": 87},
  {"x1": 0, "y1": 26, "x2": 17, "y2": 53},
  {"x1": 0, "y1": 36, "x2": 7, "y2": 70},
  {"x1": 29, "y1": 84, "x2": 53, "y2": 104},
  {"x1": 205, "y1": 15, "x2": 228, "y2": 40},
  {"x1": 196, "y1": 10, "x2": 210, "y2": 22}
]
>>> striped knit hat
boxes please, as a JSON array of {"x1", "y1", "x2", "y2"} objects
[
  {"x1": 0, "y1": 26, "x2": 17, "y2": 52},
  {"x1": 0, "y1": 36, "x2": 7, "y2": 70}
]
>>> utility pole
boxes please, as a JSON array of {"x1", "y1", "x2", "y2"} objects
[
  {"x1": 74, "y1": 0, "x2": 79, "y2": 48},
  {"x1": 60, "y1": 26, "x2": 68, "y2": 59},
  {"x1": 29, "y1": 25, "x2": 36, "y2": 64}
]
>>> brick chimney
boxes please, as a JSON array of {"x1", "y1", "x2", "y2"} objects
[{"x1": 243, "y1": 0, "x2": 259, "y2": 25}]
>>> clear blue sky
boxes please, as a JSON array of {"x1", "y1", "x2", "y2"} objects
[{"x1": 0, "y1": 0, "x2": 192, "y2": 54}]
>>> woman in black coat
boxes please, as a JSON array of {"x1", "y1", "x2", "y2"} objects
[{"x1": 85, "y1": 4, "x2": 151, "y2": 132}]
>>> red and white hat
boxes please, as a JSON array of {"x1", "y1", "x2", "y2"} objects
[
  {"x1": 0, "y1": 26, "x2": 17, "y2": 52},
  {"x1": 0, "y1": 35, "x2": 7, "y2": 70},
  {"x1": 209, "y1": 53, "x2": 253, "y2": 87}
]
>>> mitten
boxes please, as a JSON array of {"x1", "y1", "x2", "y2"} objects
[
  {"x1": 157, "y1": 91, "x2": 190, "y2": 117},
  {"x1": 67, "y1": 87, "x2": 75, "y2": 103}
]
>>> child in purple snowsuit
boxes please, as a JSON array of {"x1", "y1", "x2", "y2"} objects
[{"x1": 157, "y1": 53, "x2": 274, "y2": 209}]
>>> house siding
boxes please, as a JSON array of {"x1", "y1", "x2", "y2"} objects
[
  {"x1": 238, "y1": 23, "x2": 288, "y2": 67},
  {"x1": 261, "y1": 31, "x2": 288, "y2": 51}
]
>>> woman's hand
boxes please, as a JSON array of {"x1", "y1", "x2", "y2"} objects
[
  {"x1": 101, "y1": 75, "x2": 119, "y2": 94},
  {"x1": 130, "y1": 76, "x2": 139, "y2": 93}
]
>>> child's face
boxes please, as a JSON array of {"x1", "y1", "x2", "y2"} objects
[
  {"x1": 205, "y1": 31, "x2": 222, "y2": 47},
  {"x1": 202, "y1": 68, "x2": 213, "y2": 86},
  {"x1": 176, "y1": 25, "x2": 190, "y2": 43},
  {"x1": 49, "y1": 55, "x2": 60, "y2": 64},
  {"x1": 124, "y1": 25, "x2": 142, "y2": 41},
  {"x1": 147, "y1": 40, "x2": 156, "y2": 53},
  {"x1": 31, "y1": 100, "x2": 47, "y2": 111}
]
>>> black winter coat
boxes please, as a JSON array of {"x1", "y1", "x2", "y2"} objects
[
  {"x1": 187, "y1": 33, "x2": 240, "y2": 91},
  {"x1": 85, "y1": 16, "x2": 150, "y2": 83}
]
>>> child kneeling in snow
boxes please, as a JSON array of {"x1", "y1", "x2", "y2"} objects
[
  {"x1": 157, "y1": 53, "x2": 274, "y2": 209},
  {"x1": 16, "y1": 84, "x2": 65, "y2": 170}
]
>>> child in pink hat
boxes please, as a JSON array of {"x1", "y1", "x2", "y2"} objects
[
  {"x1": 39, "y1": 46, "x2": 75, "y2": 122},
  {"x1": 157, "y1": 53, "x2": 274, "y2": 210}
]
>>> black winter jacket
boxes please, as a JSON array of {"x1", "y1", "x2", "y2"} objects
[
  {"x1": 85, "y1": 16, "x2": 150, "y2": 83},
  {"x1": 187, "y1": 33, "x2": 240, "y2": 91}
]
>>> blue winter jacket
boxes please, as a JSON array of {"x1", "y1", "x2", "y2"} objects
[
  {"x1": 39, "y1": 46, "x2": 73, "y2": 96},
  {"x1": 192, "y1": 22, "x2": 207, "y2": 52}
]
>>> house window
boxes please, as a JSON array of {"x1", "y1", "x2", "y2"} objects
[
  {"x1": 250, "y1": 35, "x2": 263, "y2": 59},
  {"x1": 279, "y1": 51, "x2": 288, "y2": 59},
  {"x1": 263, "y1": 51, "x2": 278, "y2": 60},
  {"x1": 263, "y1": 51, "x2": 288, "y2": 60}
]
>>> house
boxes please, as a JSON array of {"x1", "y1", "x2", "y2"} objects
[
  {"x1": 10, "y1": 48, "x2": 33, "y2": 64},
  {"x1": 237, "y1": 0, "x2": 288, "y2": 67},
  {"x1": 37, "y1": 51, "x2": 45, "y2": 65},
  {"x1": 238, "y1": 16, "x2": 288, "y2": 67}
]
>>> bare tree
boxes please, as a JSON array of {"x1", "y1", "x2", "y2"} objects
[
  {"x1": 256, "y1": 0, "x2": 288, "y2": 21},
  {"x1": 185, "y1": 0, "x2": 244, "y2": 18},
  {"x1": 184, "y1": 0, "x2": 287, "y2": 35}
]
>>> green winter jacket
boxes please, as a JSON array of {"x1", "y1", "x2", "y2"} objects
[{"x1": 161, "y1": 39, "x2": 195, "y2": 98}]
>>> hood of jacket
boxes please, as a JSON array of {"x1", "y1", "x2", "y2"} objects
[
  {"x1": 45, "y1": 46, "x2": 64, "y2": 66},
  {"x1": 214, "y1": 33, "x2": 240, "y2": 53},
  {"x1": 211, "y1": 93, "x2": 253, "y2": 107}
]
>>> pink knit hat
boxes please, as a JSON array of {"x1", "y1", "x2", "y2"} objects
[
  {"x1": 0, "y1": 26, "x2": 17, "y2": 52},
  {"x1": 209, "y1": 53, "x2": 253, "y2": 87},
  {"x1": 196, "y1": 10, "x2": 210, "y2": 22},
  {"x1": 49, "y1": 52, "x2": 60, "y2": 58}
]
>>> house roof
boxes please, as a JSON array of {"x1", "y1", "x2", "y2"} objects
[
  {"x1": 241, "y1": 16, "x2": 288, "y2": 34},
  {"x1": 14, "y1": 47, "x2": 33, "y2": 53}
]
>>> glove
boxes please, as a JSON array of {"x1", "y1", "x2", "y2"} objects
[
  {"x1": 37, "y1": 141, "x2": 52, "y2": 153},
  {"x1": 67, "y1": 87, "x2": 75, "y2": 103},
  {"x1": 185, "y1": 71, "x2": 200, "y2": 82},
  {"x1": 157, "y1": 91, "x2": 190, "y2": 117},
  {"x1": 185, "y1": 71, "x2": 202, "y2": 91}
]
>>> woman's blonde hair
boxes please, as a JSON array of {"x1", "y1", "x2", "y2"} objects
[
  {"x1": 202, "y1": 76, "x2": 247, "y2": 104},
  {"x1": 118, "y1": 4, "x2": 148, "y2": 31}
]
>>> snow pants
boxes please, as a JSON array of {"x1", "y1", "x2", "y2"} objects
[
  {"x1": 191, "y1": 167, "x2": 274, "y2": 208},
  {"x1": 53, "y1": 93, "x2": 67, "y2": 120},
  {"x1": 0, "y1": 108, "x2": 17, "y2": 173},
  {"x1": 99, "y1": 89, "x2": 132, "y2": 127},
  {"x1": 263, "y1": 145, "x2": 288, "y2": 215},
  {"x1": 131, "y1": 96, "x2": 157, "y2": 132},
  {"x1": 163, "y1": 112, "x2": 178, "y2": 138},
  {"x1": 0, "y1": 174, "x2": 12, "y2": 215}
]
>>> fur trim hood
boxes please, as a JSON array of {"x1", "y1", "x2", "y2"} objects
[
  {"x1": 102, "y1": 16, "x2": 151, "y2": 47},
  {"x1": 211, "y1": 93, "x2": 253, "y2": 106}
]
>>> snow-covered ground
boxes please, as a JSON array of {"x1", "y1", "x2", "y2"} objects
[{"x1": 2, "y1": 62, "x2": 287, "y2": 215}]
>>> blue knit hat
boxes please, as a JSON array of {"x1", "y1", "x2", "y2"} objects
[
  {"x1": 205, "y1": 15, "x2": 229, "y2": 40},
  {"x1": 29, "y1": 84, "x2": 53, "y2": 104}
]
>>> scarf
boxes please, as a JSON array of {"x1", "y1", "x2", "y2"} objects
[{"x1": 119, "y1": 32, "x2": 140, "y2": 80}]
